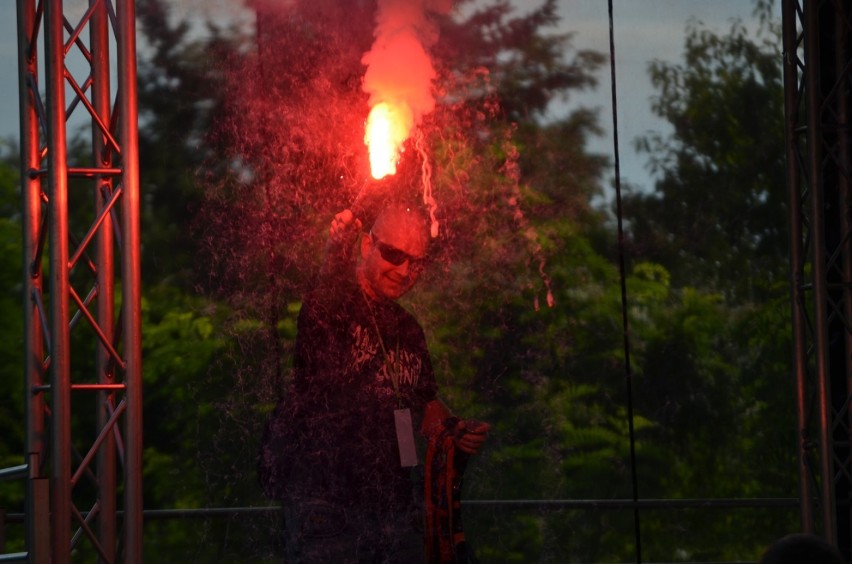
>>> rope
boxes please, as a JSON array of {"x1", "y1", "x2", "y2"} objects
[{"x1": 607, "y1": 2, "x2": 642, "y2": 562}]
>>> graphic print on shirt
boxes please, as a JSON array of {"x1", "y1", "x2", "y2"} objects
[
  {"x1": 352, "y1": 324, "x2": 380, "y2": 369},
  {"x1": 378, "y1": 348, "x2": 423, "y2": 387},
  {"x1": 350, "y1": 322, "x2": 422, "y2": 388}
]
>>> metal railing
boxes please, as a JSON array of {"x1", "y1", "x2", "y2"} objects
[{"x1": 0, "y1": 495, "x2": 800, "y2": 561}]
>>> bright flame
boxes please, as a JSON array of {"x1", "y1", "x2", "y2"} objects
[{"x1": 365, "y1": 101, "x2": 412, "y2": 179}]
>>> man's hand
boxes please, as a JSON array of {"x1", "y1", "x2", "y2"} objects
[
  {"x1": 454, "y1": 419, "x2": 490, "y2": 455},
  {"x1": 422, "y1": 400, "x2": 491, "y2": 455},
  {"x1": 329, "y1": 209, "x2": 363, "y2": 245}
]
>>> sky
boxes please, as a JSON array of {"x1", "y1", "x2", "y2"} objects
[
  {"x1": 551, "y1": 0, "x2": 776, "y2": 194},
  {"x1": 0, "y1": 0, "x2": 778, "y2": 193}
]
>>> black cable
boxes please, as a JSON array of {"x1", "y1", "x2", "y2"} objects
[{"x1": 607, "y1": 1, "x2": 642, "y2": 562}]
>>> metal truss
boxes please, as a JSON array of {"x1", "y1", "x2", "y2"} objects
[
  {"x1": 16, "y1": 0, "x2": 142, "y2": 562},
  {"x1": 784, "y1": 0, "x2": 852, "y2": 554}
]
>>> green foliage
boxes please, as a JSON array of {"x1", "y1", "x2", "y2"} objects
[
  {"x1": 138, "y1": 285, "x2": 238, "y2": 556},
  {"x1": 627, "y1": 6, "x2": 786, "y2": 302},
  {"x1": 606, "y1": 6, "x2": 799, "y2": 557},
  {"x1": 1, "y1": 0, "x2": 801, "y2": 561},
  {"x1": 136, "y1": 0, "x2": 241, "y2": 288},
  {"x1": 0, "y1": 150, "x2": 25, "y2": 550}
]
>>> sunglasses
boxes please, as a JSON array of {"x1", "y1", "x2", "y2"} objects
[{"x1": 371, "y1": 234, "x2": 427, "y2": 270}]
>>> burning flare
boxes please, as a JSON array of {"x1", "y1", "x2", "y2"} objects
[
  {"x1": 361, "y1": 0, "x2": 451, "y2": 179},
  {"x1": 365, "y1": 102, "x2": 412, "y2": 179}
]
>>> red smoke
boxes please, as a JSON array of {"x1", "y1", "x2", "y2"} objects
[{"x1": 361, "y1": 0, "x2": 452, "y2": 179}]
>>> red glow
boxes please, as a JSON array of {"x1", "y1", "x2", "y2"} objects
[
  {"x1": 361, "y1": 0, "x2": 449, "y2": 180},
  {"x1": 365, "y1": 102, "x2": 412, "y2": 179}
]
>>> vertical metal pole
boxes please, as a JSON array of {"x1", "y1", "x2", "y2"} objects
[
  {"x1": 16, "y1": 0, "x2": 49, "y2": 560},
  {"x1": 835, "y1": 0, "x2": 852, "y2": 550},
  {"x1": 782, "y1": 0, "x2": 814, "y2": 534},
  {"x1": 803, "y1": 0, "x2": 837, "y2": 544},
  {"x1": 44, "y1": 0, "x2": 72, "y2": 561},
  {"x1": 117, "y1": 0, "x2": 144, "y2": 559},
  {"x1": 91, "y1": 0, "x2": 117, "y2": 560}
]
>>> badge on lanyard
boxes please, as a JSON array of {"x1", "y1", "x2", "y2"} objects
[{"x1": 394, "y1": 408, "x2": 418, "y2": 467}]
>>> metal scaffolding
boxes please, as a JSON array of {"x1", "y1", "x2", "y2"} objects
[
  {"x1": 784, "y1": 0, "x2": 852, "y2": 557},
  {"x1": 16, "y1": 0, "x2": 143, "y2": 562}
]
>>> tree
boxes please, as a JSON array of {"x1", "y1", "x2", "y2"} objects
[
  {"x1": 136, "y1": 0, "x2": 240, "y2": 288},
  {"x1": 615, "y1": 2, "x2": 799, "y2": 559},
  {"x1": 625, "y1": 2, "x2": 786, "y2": 302},
  {"x1": 186, "y1": 0, "x2": 621, "y2": 559},
  {"x1": 134, "y1": 1, "x2": 795, "y2": 560}
]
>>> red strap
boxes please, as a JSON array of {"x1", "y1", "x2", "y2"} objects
[{"x1": 424, "y1": 420, "x2": 466, "y2": 563}]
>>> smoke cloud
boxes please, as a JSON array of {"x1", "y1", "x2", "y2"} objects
[{"x1": 361, "y1": 0, "x2": 453, "y2": 151}]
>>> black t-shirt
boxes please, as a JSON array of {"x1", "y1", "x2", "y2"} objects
[{"x1": 260, "y1": 251, "x2": 437, "y2": 513}]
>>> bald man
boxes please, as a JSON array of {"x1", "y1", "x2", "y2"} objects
[{"x1": 259, "y1": 205, "x2": 488, "y2": 563}]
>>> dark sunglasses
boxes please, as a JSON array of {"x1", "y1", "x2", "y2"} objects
[{"x1": 371, "y1": 234, "x2": 427, "y2": 270}]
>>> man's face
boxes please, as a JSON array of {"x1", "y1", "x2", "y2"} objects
[{"x1": 359, "y1": 211, "x2": 428, "y2": 301}]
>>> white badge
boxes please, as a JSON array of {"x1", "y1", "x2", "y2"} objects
[{"x1": 393, "y1": 408, "x2": 418, "y2": 467}]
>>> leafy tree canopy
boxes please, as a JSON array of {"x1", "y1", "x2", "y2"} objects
[{"x1": 626, "y1": 1, "x2": 785, "y2": 302}]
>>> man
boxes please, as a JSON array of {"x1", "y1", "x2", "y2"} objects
[{"x1": 259, "y1": 204, "x2": 489, "y2": 563}]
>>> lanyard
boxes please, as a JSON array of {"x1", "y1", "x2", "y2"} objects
[{"x1": 362, "y1": 290, "x2": 402, "y2": 407}]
